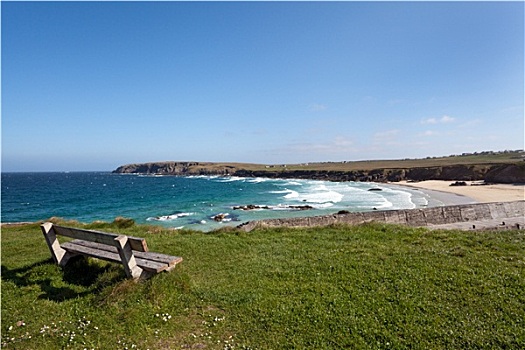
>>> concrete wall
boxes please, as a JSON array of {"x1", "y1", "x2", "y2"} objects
[{"x1": 237, "y1": 200, "x2": 525, "y2": 232}]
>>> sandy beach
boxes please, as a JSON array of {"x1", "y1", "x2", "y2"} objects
[{"x1": 397, "y1": 180, "x2": 525, "y2": 204}]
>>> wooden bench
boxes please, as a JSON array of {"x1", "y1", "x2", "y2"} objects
[{"x1": 41, "y1": 222, "x2": 182, "y2": 280}]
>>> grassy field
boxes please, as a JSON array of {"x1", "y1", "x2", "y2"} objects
[
  {"x1": 129, "y1": 151, "x2": 524, "y2": 175},
  {"x1": 260, "y1": 151, "x2": 524, "y2": 171},
  {"x1": 283, "y1": 152, "x2": 524, "y2": 171},
  {"x1": 2, "y1": 220, "x2": 524, "y2": 349}
]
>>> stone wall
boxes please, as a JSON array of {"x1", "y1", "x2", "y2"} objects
[{"x1": 237, "y1": 201, "x2": 525, "y2": 232}]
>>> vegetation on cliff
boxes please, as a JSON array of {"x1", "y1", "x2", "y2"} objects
[{"x1": 113, "y1": 150, "x2": 525, "y2": 183}]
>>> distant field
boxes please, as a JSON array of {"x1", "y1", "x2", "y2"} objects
[
  {"x1": 263, "y1": 151, "x2": 525, "y2": 171},
  {"x1": 177, "y1": 151, "x2": 525, "y2": 173},
  {"x1": 2, "y1": 220, "x2": 524, "y2": 349}
]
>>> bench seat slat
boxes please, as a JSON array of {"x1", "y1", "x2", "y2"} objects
[
  {"x1": 61, "y1": 241, "x2": 172, "y2": 273},
  {"x1": 69, "y1": 240, "x2": 182, "y2": 267},
  {"x1": 61, "y1": 241, "x2": 121, "y2": 263}
]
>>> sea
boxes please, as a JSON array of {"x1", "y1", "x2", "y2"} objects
[{"x1": 1, "y1": 172, "x2": 446, "y2": 231}]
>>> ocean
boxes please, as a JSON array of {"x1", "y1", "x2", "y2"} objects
[{"x1": 1, "y1": 172, "x2": 444, "y2": 231}]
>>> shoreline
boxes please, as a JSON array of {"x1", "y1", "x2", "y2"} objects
[
  {"x1": 3, "y1": 175, "x2": 523, "y2": 230},
  {"x1": 387, "y1": 182, "x2": 478, "y2": 207},
  {"x1": 396, "y1": 180, "x2": 524, "y2": 204}
]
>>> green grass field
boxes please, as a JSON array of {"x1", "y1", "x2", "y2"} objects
[
  {"x1": 2, "y1": 220, "x2": 524, "y2": 349},
  {"x1": 187, "y1": 151, "x2": 524, "y2": 173},
  {"x1": 125, "y1": 150, "x2": 524, "y2": 175}
]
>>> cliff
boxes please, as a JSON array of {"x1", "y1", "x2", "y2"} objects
[
  {"x1": 113, "y1": 162, "x2": 525, "y2": 184},
  {"x1": 113, "y1": 162, "x2": 237, "y2": 176}
]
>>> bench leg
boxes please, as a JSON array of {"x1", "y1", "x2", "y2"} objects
[
  {"x1": 41, "y1": 222, "x2": 75, "y2": 267},
  {"x1": 114, "y1": 235, "x2": 145, "y2": 279}
]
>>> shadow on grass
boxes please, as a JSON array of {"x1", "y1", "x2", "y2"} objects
[{"x1": 1, "y1": 257, "x2": 125, "y2": 302}]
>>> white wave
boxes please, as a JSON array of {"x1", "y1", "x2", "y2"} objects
[
  {"x1": 312, "y1": 202, "x2": 335, "y2": 209},
  {"x1": 413, "y1": 196, "x2": 429, "y2": 207},
  {"x1": 269, "y1": 189, "x2": 294, "y2": 194},
  {"x1": 284, "y1": 190, "x2": 300, "y2": 199},
  {"x1": 147, "y1": 212, "x2": 194, "y2": 221},
  {"x1": 374, "y1": 198, "x2": 394, "y2": 209},
  {"x1": 311, "y1": 184, "x2": 329, "y2": 191},
  {"x1": 272, "y1": 204, "x2": 304, "y2": 211},
  {"x1": 247, "y1": 177, "x2": 267, "y2": 183},
  {"x1": 216, "y1": 176, "x2": 245, "y2": 182},
  {"x1": 298, "y1": 189, "x2": 344, "y2": 204},
  {"x1": 379, "y1": 187, "x2": 416, "y2": 209},
  {"x1": 277, "y1": 181, "x2": 303, "y2": 186}
]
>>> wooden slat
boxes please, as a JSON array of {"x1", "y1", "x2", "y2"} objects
[
  {"x1": 61, "y1": 241, "x2": 170, "y2": 273},
  {"x1": 70, "y1": 240, "x2": 182, "y2": 266},
  {"x1": 61, "y1": 241, "x2": 121, "y2": 263},
  {"x1": 52, "y1": 225, "x2": 148, "y2": 252},
  {"x1": 136, "y1": 251, "x2": 183, "y2": 267}
]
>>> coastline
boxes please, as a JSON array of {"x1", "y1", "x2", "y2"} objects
[
  {"x1": 3, "y1": 172, "x2": 523, "y2": 230},
  {"x1": 396, "y1": 180, "x2": 524, "y2": 204}
]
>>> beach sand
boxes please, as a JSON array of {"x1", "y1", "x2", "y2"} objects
[{"x1": 397, "y1": 180, "x2": 525, "y2": 204}]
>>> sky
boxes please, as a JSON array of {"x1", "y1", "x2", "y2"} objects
[{"x1": 2, "y1": 1, "x2": 524, "y2": 172}]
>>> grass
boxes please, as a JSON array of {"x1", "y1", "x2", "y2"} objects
[
  {"x1": 138, "y1": 151, "x2": 525, "y2": 175},
  {"x1": 2, "y1": 220, "x2": 524, "y2": 349},
  {"x1": 277, "y1": 151, "x2": 525, "y2": 172},
  {"x1": 180, "y1": 151, "x2": 525, "y2": 173}
]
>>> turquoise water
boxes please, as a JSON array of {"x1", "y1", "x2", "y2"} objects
[{"x1": 2, "y1": 172, "x2": 441, "y2": 231}]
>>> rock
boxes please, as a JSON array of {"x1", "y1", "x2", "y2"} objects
[
  {"x1": 288, "y1": 205, "x2": 314, "y2": 210},
  {"x1": 484, "y1": 164, "x2": 525, "y2": 184},
  {"x1": 233, "y1": 204, "x2": 271, "y2": 210},
  {"x1": 213, "y1": 213, "x2": 228, "y2": 222}
]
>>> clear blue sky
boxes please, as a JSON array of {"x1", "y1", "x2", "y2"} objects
[{"x1": 2, "y1": 1, "x2": 524, "y2": 172}]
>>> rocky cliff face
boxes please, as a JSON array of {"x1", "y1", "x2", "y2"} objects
[
  {"x1": 484, "y1": 164, "x2": 525, "y2": 184},
  {"x1": 113, "y1": 162, "x2": 525, "y2": 184},
  {"x1": 113, "y1": 162, "x2": 235, "y2": 176},
  {"x1": 233, "y1": 164, "x2": 521, "y2": 183},
  {"x1": 113, "y1": 162, "x2": 198, "y2": 175}
]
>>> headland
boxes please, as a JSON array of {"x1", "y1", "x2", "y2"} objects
[
  {"x1": 112, "y1": 151, "x2": 524, "y2": 231},
  {"x1": 113, "y1": 150, "x2": 525, "y2": 184}
]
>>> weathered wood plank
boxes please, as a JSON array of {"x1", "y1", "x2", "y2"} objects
[
  {"x1": 61, "y1": 241, "x2": 170, "y2": 273},
  {"x1": 138, "y1": 252, "x2": 183, "y2": 267},
  {"x1": 114, "y1": 235, "x2": 143, "y2": 278},
  {"x1": 70, "y1": 240, "x2": 182, "y2": 266},
  {"x1": 61, "y1": 241, "x2": 121, "y2": 262},
  {"x1": 42, "y1": 223, "x2": 182, "y2": 279},
  {"x1": 52, "y1": 225, "x2": 148, "y2": 252},
  {"x1": 41, "y1": 222, "x2": 69, "y2": 265}
]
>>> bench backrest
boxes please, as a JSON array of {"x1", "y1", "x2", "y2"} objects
[{"x1": 49, "y1": 224, "x2": 148, "y2": 252}]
